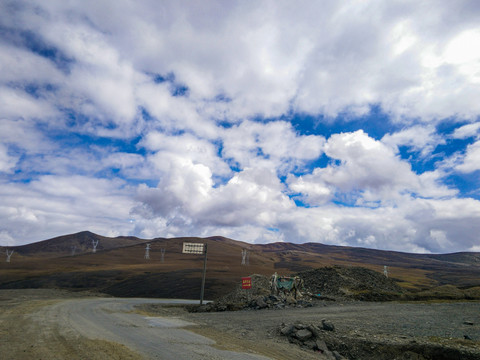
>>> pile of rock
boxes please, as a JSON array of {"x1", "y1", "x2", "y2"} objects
[
  {"x1": 246, "y1": 294, "x2": 312, "y2": 310},
  {"x1": 188, "y1": 274, "x2": 314, "y2": 312},
  {"x1": 192, "y1": 293, "x2": 313, "y2": 312},
  {"x1": 298, "y1": 266, "x2": 404, "y2": 301},
  {"x1": 279, "y1": 320, "x2": 347, "y2": 359}
]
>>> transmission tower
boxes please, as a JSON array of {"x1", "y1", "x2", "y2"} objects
[
  {"x1": 71, "y1": 245, "x2": 76, "y2": 256},
  {"x1": 241, "y1": 249, "x2": 249, "y2": 265},
  {"x1": 6, "y1": 249, "x2": 14, "y2": 263},
  {"x1": 160, "y1": 248, "x2": 165, "y2": 263},
  {"x1": 92, "y1": 239, "x2": 99, "y2": 253},
  {"x1": 144, "y1": 243, "x2": 150, "y2": 260},
  {"x1": 384, "y1": 265, "x2": 388, "y2": 277}
]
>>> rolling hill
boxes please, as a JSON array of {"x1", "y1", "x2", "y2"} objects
[{"x1": 1, "y1": 231, "x2": 480, "y2": 299}]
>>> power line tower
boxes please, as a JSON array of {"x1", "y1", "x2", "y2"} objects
[
  {"x1": 160, "y1": 248, "x2": 165, "y2": 263},
  {"x1": 6, "y1": 249, "x2": 14, "y2": 263},
  {"x1": 92, "y1": 239, "x2": 99, "y2": 253},
  {"x1": 241, "y1": 249, "x2": 249, "y2": 265},
  {"x1": 384, "y1": 265, "x2": 388, "y2": 278},
  {"x1": 144, "y1": 243, "x2": 150, "y2": 260},
  {"x1": 71, "y1": 245, "x2": 76, "y2": 256}
]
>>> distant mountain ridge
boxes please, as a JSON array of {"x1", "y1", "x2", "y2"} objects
[{"x1": 2, "y1": 231, "x2": 480, "y2": 298}]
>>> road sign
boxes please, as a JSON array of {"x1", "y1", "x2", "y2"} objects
[
  {"x1": 242, "y1": 277, "x2": 252, "y2": 289},
  {"x1": 182, "y1": 242, "x2": 205, "y2": 254},
  {"x1": 182, "y1": 242, "x2": 208, "y2": 305}
]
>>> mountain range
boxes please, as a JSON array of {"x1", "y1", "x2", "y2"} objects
[{"x1": 1, "y1": 231, "x2": 480, "y2": 299}]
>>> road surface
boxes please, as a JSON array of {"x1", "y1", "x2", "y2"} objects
[{"x1": 28, "y1": 297, "x2": 272, "y2": 360}]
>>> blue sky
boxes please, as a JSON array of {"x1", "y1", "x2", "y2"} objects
[{"x1": 1, "y1": 0, "x2": 480, "y2": 253}]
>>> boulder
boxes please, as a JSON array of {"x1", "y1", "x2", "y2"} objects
[
  {"x1": 322, "y1": 319, "x2": 335, "y2": 332},
  {"x1": 295, "y1": 328, "x2": 313, "y2": 341},
  {"x1": 280, "y1": 324, "x2": 295, "y2": 336}
]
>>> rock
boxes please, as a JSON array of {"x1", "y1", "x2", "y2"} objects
[
  {"x1": 315, "y1": 338, "x2": 329, "y2": 351},
  {"x1": 322, "y1": 319, "x2": 335, "y2": 332},
  {"x1": 304, "y1": 339, "x2": 317, "y2": 349},
  {"x1": 280, "y1": 324, "x2": 295, "y2": 336},
  {"x1": 463, "y1": 321, "x2": 474, "y2": 325},
  {"x1": 255, "y1": 296, "x2": 268, "y2": 309},
  {"x1": 286, "y1": 295, "x2": 297, "y2": 305},
  {"x1": 307, "y1": 324, "x2": 321, "y2": 338},
  {"x1": 295, "y1": 328, "x2": 313, "y2": 341},
  {"x1": 294, "y1": 323, "x2": 307, "y2": 329},
  {"x1": 332, "y1": 350, "x2": 346, "y2": 360}
]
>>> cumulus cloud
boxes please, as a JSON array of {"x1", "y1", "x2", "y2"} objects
[
  {"x1": 1, "y1": 1, "x2": 480, "y2": 253},
  {"x1": 221, "y1": 120, "x2": 325, "y2": 174},
  {"x1": 0, "y1": 175, "x2": 136, "y2": 243},
  {"x1": 288, "y1": 130, "x2": 421, "y2": 205}
]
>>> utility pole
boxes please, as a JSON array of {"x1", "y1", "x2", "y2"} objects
[
  {"x1": 384, "y1": 265, "x2": 388, "y2": 277},
  {"x1": 160, "y1": 248, "x2": 165, "y2": 263}
]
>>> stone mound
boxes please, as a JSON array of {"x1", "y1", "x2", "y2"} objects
[
  {"x1": 190, "y1": 266, "x2": 404, "y2": 312},
  {"x1": 298, "y1": 266, "x2": 404, "y2": 300}
]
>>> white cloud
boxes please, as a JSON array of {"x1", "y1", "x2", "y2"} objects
[
  {"x1": 0, "y1": 87, "x2": 58, "y2": 120},
  {"x1": 321, "y1": 130, "x2": 418, "y2": 196},
  {"x1": 0, "y1": 143, "x2": 18, "y2": 173},
  {"x1": 0, "y1": 176, "x2": 136, "y2": 244},
  {"x1": 456, "y1": 140, "x2": 480, "y2": 173},
  {"x1": 1, "y1": 1, "x2": 480, "y2": 254},
  {"x1": 134, "y1": 166, "x2": 294, "y2": 238},
  {"x1": 452, "y1": 122, "x2": 480, "y2": 139},
  {"x1": 382, "y1": 125, "x2": 445, "y2": 157},
  {"x1": 221, "y1": 120, "x2": 324, "y2": 174},
  {"x1": 288, "y1": 130, "x2": 456, "y2": 205}
]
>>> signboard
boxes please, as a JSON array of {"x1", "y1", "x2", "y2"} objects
[
  {"x1": 182, "y1": 242, "x2": 205, "y2": 255},
  {"x1": 182, "y1": 242, "x2": 208, "y2": 305},
  {"x1": 242, "y1": 277, "x2": 252, "y2": 289}
]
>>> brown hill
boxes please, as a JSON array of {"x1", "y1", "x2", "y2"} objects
[{"x1": 1, "y1": 231, "x2": 480, "y2": 300}]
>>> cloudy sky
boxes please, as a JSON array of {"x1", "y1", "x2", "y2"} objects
[{"x1": 1, "y1": 1, "x2": 480, "y2": 253}]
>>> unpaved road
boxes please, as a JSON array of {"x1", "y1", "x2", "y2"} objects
[
  {"x1": 2, "y1": 289, "x2": 480, "y2": 359},
  {"x1": 0, "y1": 290, "x2": 270, "y2": 360}
]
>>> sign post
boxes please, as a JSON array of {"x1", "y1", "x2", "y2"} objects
[{"x1": 183, "y1": 242, "x2": 208, "y2": 305}]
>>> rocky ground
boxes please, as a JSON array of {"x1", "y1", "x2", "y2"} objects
[
  {"x1": 139, "y1": 269, "x2": 480, "y2": 360},
  {"x1": 139, "y1": 298, "x2": 480, "y2": 360}
]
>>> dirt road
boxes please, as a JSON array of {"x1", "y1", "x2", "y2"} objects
[
  {"x1": 2, "y1": 289, "x2": 480, "y2": 359},
  {"x1": 0, "y1": 290, "x2": 270, "y2": 359}
]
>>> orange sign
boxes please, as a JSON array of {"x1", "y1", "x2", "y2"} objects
[{"x1": 242, "y1": 277, "x2": 252, "y2": 289}]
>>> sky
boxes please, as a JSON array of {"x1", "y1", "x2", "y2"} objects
[{"x1": 1, "y1": 0, "x2": 480, "y2": 253}]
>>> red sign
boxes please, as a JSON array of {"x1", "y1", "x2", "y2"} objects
[{"x1": 242, "y1": 277, "x2": 252, "y2": 289}]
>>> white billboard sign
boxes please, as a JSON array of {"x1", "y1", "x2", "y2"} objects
[{"x1": 182, "y1": 242, "x2": 205, "y2": 255}]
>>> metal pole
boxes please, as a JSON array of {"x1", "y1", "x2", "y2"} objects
[{"x1": 200, "y1": 244, "x2": 208, "y2": 305}]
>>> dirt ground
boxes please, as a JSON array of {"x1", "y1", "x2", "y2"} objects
[
  {"x1": 0, "y1": 289, "x2": 142, "y2": 360},
  {"x1": 139, "y1": 300, "x2": 480, "y2": 360},
  {"x1": 1, "y1": 289, "x2": 480, "y2": 360}
]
